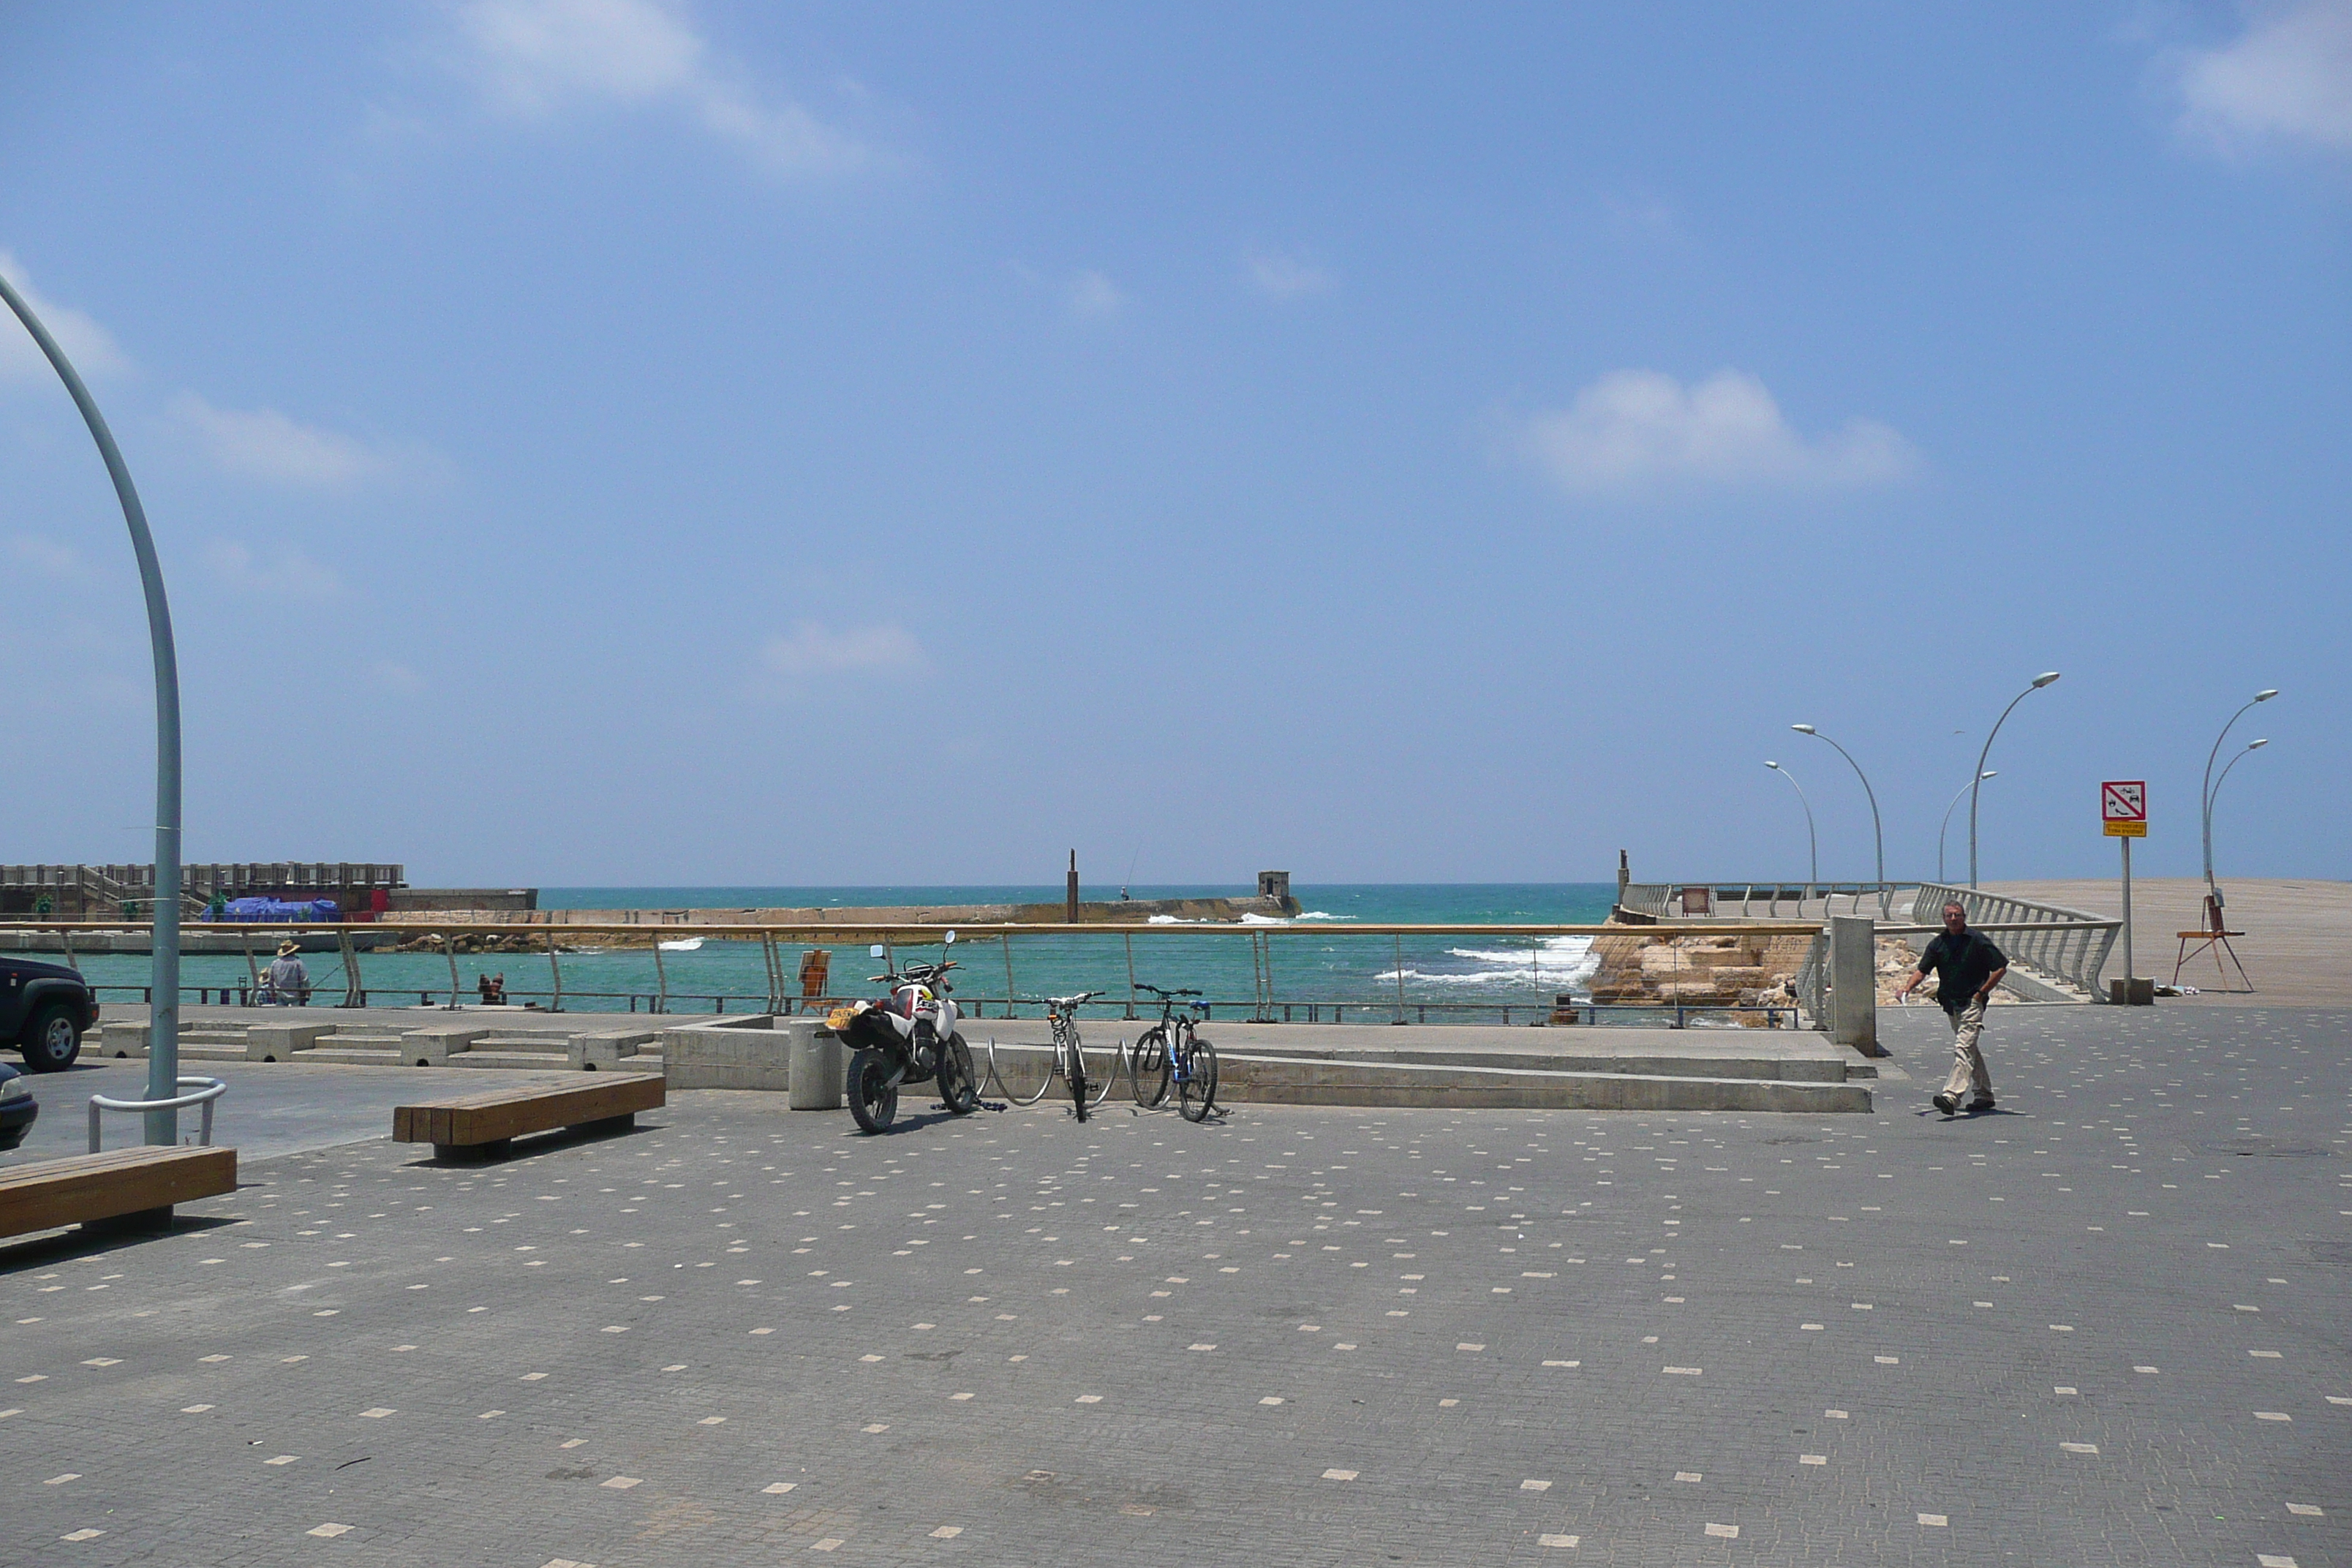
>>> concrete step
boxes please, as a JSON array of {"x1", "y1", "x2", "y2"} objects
[
  {"x1": 451, "y1": 1050, "x2": 575, "y2": 1069},
  {"x1": 301, "y1": 1047, "x2": 408, "y2": 1066},
  {"x1": 176, "y1": 1042, "x2": 252, "y2": 1061}
]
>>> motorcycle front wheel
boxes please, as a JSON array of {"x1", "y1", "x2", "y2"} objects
[
  {"x1": 848, "y1": 1049, "x2": 900, "y2": 1134},
  {"x1": 939, "y1": 1033, "x2": 979, "y2": 1115}
]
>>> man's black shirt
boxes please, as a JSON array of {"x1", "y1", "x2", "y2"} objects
[{"x1": 1918, "y1": 928, "x2": 2007, "y2": 1013}]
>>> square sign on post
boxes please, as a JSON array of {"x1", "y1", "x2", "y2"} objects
[{"x1": 2102, "y1": 780, "x2": 2147, "y2": 837}]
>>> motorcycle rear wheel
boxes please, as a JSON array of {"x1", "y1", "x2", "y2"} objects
[
  {"x1": 848, "y1": 1049, "x2": 899, "y2": 1134},
  {"x1": 939, "y1": 1033, "x2": 979, "y2": 1115}
]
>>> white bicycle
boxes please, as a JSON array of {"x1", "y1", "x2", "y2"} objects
[{"x1": 987, "y1": 991, "x2": 1120, "y2": 1119}]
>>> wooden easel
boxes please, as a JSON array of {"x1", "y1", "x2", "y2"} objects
[{"x1": 2173, "y1": 893, "x2": 2252, "y2": 992}]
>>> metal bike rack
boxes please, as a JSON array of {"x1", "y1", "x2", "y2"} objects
[{"x1": 88, "y1": 1076, "x2": 227, "y2": 1153}]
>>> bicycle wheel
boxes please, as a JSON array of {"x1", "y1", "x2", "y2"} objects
[
  {"x1": 1082, "y1": 1038, "x2": 1119, "y2": 1107},
  {"x1": 988, "y1": 1036, "x2": 1056, "y2": 1106},
  {"x1": 939, "y1": 1033, "x2": 979, "y2": 1115},
  {"x1": 1130, "y1": 1027, "x2": 1170, "y2": 1107},
  {"x1": 848, "y1": 1049, "x2": 899, "y2": 1134},
  {"x1": 1178, "y1": 1036, "x2": 1219, "y2": 1122},
  {"x1": 1067, "y1": 1035, "x2": 1090, "y2": 1121}
]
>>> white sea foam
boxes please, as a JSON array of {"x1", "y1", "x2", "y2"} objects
[
  {"x1": 1380, "y1": 935, "x2": 1599, "y2": 991},
  {"x1": 657, "y1": 937, "x2": 704, "y2": 951},
  {"x1": 1238, "y1": 912, "x2": 1286, "y2": 925},
  {"x1": 1292, "y1": 911, "x2": 1354, "y2": 921}
]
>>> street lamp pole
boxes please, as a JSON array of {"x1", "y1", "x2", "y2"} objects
[
  {"x1": 2206, "y1": 738, "x2": 2270, "y2": 901},
  {"x1": 1791, "y1": 724, "x2": 1885, "y2": 916},
  {"x1": 1937, "y1": 771, "x2": 1996, "y2": 885},
  {"x1": 2201, "y1": 690, "x2": 2278, "y2": 906},
  {"x1": 1967, "y1": 672, "x2": 2061, "y2": 889},
  {"x1": 1763, "y1": 761, "x2": 1817, "y2": 890},
  {"x1": 0, "y1": 271, "x2": 184, "y2": 1145}
]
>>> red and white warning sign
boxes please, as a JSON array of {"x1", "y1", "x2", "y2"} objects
[{"x1": 2101, "y1": 780, "x2": 2146, "y2": 837}]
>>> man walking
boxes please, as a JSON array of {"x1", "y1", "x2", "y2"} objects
[{"x1": 1893, "y1": 900, "x2": 2008, "y2": 1115}]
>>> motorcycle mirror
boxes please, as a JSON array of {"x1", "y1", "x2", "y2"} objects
[
  {"x1": 943, "y1": 930, "x2": 956, "y2": 945},
  {"x1": 870, "y1": 944, "x2": 886, "y2": 959}
]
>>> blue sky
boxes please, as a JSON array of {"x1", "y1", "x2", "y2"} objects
[{"x1": 1, "y1": 2, "x2": 2345, "y2": 888}]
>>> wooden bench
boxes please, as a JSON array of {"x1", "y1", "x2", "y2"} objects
[
  {"x1": 393, "y1": 1074, "x2": 664, "y2": 1160},
  {"x1": 0, "y1": 1145, "x2": 238, "y2": 1239}
]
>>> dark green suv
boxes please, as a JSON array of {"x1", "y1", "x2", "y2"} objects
[{"x1": 1, "y1": 956, "x2": 99, "y2": 1071}]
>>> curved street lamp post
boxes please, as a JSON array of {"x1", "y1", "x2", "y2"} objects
[
  {"x1": 1763, "y1": 761, "x2": 1818, "y2": 891},
  {"x1": 1791, "y1": 725, "x2": 1885, "y2": 916},
  {"x1": 0, "y1": 272, "x2": 184, "y2": 1144},
  {"x1": 2201, "y1": 691, "x2": 2277, "y2": 909},
  {"x1": 1967, "y1": 672, "x2": 2061, "y2": 889},
  {"x1": 2206, "y1": 738, "x2": 2270, "y2": 905},
  {"x1": 1937, "y1": 771, "x2": 1996, "y2": 886}
]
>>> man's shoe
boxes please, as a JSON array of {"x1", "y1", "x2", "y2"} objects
[
  {"x1": 1931, "y1": 1093, "x2": 1959, "y2": 1115},
  {"x1": 1966, "y1": 1097, "x2": 1996, "y2": 1113}
]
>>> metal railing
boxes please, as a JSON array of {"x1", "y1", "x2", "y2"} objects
[
  {"x1": 88, "y1": 1075, "x2": 225, "y2": 1153},
  {"x1": 19, "y1": 916, "x2": 1826, "y2": 1027},
  {"x1": 1621, "y1": 881, "x2": 1904, "y2": 921},
  {"x1": 1905, "y1": 884, "x2": 2119, "y2": 1002}
]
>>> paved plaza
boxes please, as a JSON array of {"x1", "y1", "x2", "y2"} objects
[{"x1": 3, "y1": 1004, "x2": 2345, "y2": 1567}]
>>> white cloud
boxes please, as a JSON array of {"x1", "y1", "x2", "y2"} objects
[
  {"x1": 171, "y1": 393, "x2": 431, "y2": 489},
  {"x1": 5, "y1": 535, "x2": 84, "y2": 578},
  {"x1": 1248, "y1": 252, "x2": 1332, "y2": 298},
  {"x1": 2178, "y1": 1, "x2": 2352, "y2": 154},
  {"x1": 203, "y1": 540, "x2": 344, "y2": 601},
  {"x1": 757, "y1": 622, "x2": 926, "y2": 687},
  {"x1": 1515, "y1": 369, "x2": 1917, "y2": 497},
  {"x1": 1066, "y1": 270, "x2": 1124, "y2": 320},
  {"x1": 0, "y1": 252, "x2": 129, "y2": 384},
  {"x1": 453, "y1": 0, "x2": 870, "y2": 176}
]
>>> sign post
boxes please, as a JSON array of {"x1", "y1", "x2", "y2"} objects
[{"x1": 2102, "y1": 780, "x2": 2148, "y2": 1003}]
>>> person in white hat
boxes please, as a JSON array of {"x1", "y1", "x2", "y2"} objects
[{"x1": 264, "y1": 938, "x2": 311, "y2": 1006}]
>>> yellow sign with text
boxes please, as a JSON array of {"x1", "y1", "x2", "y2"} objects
[{"x1": 2103, "y1": 818, "x2": 2146, "y2": 837}]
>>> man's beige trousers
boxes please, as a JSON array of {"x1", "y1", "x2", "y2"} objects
[{"x1": 1942, "y1": 998, "x2": 1993, "y2": 1101}]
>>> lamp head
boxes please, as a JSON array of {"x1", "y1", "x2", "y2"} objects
[
  {"x1": 1765, "y1": 760, "x2": 1781, "y2": 769},
  {"x1": 1980, "y1": 769, "x2": 1997, "y2": 780},
  {"x1": 2248, "y1": 737, "x2": 2269, "y2": 750},
  {"x1": 1791, "y1": 723, "x2": 1816, "y2": 734},
  {"x1": 2031, "y1": 671, "x2": 2061, "y2": 688},
  {"x1": 2255, "y1": 688, "x2": 2278, "y2": 702}
]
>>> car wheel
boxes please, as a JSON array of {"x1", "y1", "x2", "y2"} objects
[{"x1": 20, "y1": 1003, "x2": 82, "y2": 1071}]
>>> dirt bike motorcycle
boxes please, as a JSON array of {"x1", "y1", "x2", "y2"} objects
[{"x1": 829, "y1": 932, "x2": 981, "y2": 1134}]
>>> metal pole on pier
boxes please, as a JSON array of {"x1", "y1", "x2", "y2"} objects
[{"x1": 0, "y1": 269, "x2": 184, "y2": 1143}]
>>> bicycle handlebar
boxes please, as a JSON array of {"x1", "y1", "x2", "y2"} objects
[{"x1": 1136, "y1": 984, "x2": 1202, "y2": 998}]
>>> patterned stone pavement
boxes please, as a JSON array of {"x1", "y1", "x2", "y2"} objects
[{"x1": 2, "y1": 1004, "x2": 2344, "y2": 1567}]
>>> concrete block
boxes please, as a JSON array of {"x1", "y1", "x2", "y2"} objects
[
  {"x1": 98, "y1": 1022, "x2": 150, "y2": 1060},
  {"x1": 569, "y1": 1029, "x2": 657, "y2": 1069},
  {"x1": 662, "y1": 1016, "x2": 788, "y2": 1090},
  {"x1": 1829, "y1": 916, "x2": 1881, "y2": 1056},
  {"x1": 787, "y1": 1020, "x2": 844, "y2": 1110},
  {"x1": 399, "y1": 1025, "x2": 496, "y2": 1067},
  {"x1": 246, "y1": 1022, "x2": 335, "y2": 1063}
]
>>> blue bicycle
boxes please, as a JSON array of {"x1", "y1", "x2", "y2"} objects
[{"x1": 1130, "y1": 983, "x2": 1218, "y2": 1120}]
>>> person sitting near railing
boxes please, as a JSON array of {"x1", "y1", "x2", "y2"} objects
[
  {"x1": 476, "y1": 971, "x2": 508, "y2": 1006},
  {"x1": 261, "y1": 939, "x2": 311, "y2": 1006}
]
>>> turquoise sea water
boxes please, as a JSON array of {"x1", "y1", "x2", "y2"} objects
[{"x1": 35, "y1": 884, "x2": 1621, "y2": 1022}]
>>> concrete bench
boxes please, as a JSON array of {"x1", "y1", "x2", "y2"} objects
[
  {"x1": 392, "y1": 1074, "x2": 663, "y2": 1160},
  {"x1": 0, "y1": 1145, "x2": 238, "y2": 1238}
]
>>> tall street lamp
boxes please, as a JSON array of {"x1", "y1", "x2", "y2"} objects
[
  {"x1": 2201, "y1": 690, "x2": 2278, "y2": 906},
  {"x1": 1938, "y1": 771, "x2": 1996, "y2": 885},
  {"x1": 2206, "y1": 737, "x2": 2270, "y2": 903},
  {"x1": 1763, "y1": 761, "x2": 1818, "y2": 889},
  {"x1": 0, "y1": 271, "x2": 184, "y2": 1144},
  {"x1": 1790, "y1": 724, "x2": 1884, "y2": 916},
  {"x1": 1967, "y1": 671, "x2": 2061, "y2": 889}
]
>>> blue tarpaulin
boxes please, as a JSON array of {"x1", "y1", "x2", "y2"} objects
[{"x1": 221, "y1": 897, "x2": 339, "y2": 921}]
